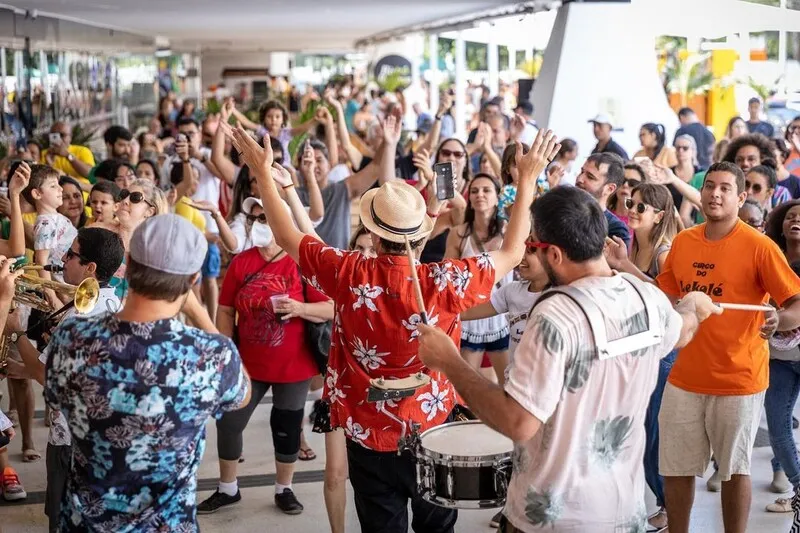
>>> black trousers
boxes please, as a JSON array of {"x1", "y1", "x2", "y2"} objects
[{"x1": 346, "y1": 440, "x2": 458, "y2": 533}]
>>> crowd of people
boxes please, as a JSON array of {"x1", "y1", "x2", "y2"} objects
[{"x1": 0, "y1": 76, "x2": 800, "y2": 533}]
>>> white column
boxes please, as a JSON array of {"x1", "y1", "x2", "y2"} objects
[
  {"x1": 779, "y1": 0, "x2": 788, "y2": 91},
  {"x1": 525, "y1": 48, "x2": 533, "y2": 63},
  {"x1": 455, "y1": 31, "x2": 467, "y2": 141},
  {"x1": 428, "y1": 33, "x2": 439, "y2": 114},
  {"x1": 1, "y1": 48, "x2": 6, "y2": 103},
  {"x1": 487, "y1": 39, "x2": 499, "y2": 97}
]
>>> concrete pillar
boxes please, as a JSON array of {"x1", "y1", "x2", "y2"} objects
[
  {"x1": 779, "y1": 0, "x2": 788, "y2": 90},
  {"x1": 487, "y1": 39, "x2": 499, "y2": 97},
  {"x1": 429, "y1": 33, "x2": 439, "y2": 114},
  {"x1": 455, "y1": 31, "x2": 467, "y2": 140}
]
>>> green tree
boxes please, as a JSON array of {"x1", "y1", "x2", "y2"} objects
[
  {"x1": 499, "y1": 46, "x2": 509, "y2": 71},
  {"x1": 465, "y1": 42, "x2": 488, "y2": 71}
]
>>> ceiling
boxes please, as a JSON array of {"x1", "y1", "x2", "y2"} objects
[{"x1": 2, "y1": 0, "x2": 519, "y2": 51}]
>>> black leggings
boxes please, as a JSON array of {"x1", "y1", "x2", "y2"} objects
[{"x1": 216, "y1": 378, "x2": 310, "y2": 463}]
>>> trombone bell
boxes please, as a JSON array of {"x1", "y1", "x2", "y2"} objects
[{"x1": 74, "y1": 278, "x2": 100, "y2": 314}]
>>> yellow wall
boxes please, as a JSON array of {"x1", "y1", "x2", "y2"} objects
[{"x1": 707, "y1": 49, "x2": 738, "y2": 140}]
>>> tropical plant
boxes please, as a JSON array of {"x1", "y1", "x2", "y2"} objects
[
  {"x1": 744, "y1": 75, "x2": 780, "y2": 101},
  {"x1": 286, "y1": 99, "x2": 337, "y2": 162},
  {"x1": 663, "y1": 52, "x2": 714, "y2": 106},
  {"x1": 376, "y1": 70, "x2": 407, "y2": 93}
]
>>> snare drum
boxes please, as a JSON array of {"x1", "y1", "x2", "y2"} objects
[{"x1": 414, "y1": 420, "x2": 513, "y2": 509}]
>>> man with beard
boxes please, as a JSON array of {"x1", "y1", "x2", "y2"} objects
[
  {"x1": 103, "y1": 125, "x2": 134, "y2": 163},
  {"x1": 575, "y1": 152, "x2": 631, "y2": 248},
  {"x1": 416, "y1": 185, "x2": 719, "y2": 532}
]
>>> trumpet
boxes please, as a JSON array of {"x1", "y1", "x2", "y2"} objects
[{"x1": 0, "y1": 272, "x2": 100, "y2": 376}]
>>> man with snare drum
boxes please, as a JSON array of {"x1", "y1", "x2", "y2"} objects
[
  {"x1": 418, "y1": 186, "x2": 720, "y2": 532},
  {"x1": 228, "y1": 123, "x2": 559, "y2": 533}
]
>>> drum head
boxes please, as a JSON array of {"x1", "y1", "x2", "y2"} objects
[{"x1": 419, "y1": 421, "x2": 512, "y2": 464}]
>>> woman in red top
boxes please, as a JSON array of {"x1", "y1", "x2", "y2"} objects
[{"x1": 197, "y1": 198, "x2": 333, "y2": 516}]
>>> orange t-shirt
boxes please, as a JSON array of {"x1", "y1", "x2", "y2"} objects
[{"x1": 656, "y1": 220, "x2": 800, "y2": 395}]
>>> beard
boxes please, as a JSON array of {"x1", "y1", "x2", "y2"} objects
[{"x1": 541, "y1": 254, "x2": 561, "y2": 286}]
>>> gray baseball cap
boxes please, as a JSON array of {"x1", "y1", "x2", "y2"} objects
[{"x1": 129, "y1": 214, "x2": 208, "y2": 275}]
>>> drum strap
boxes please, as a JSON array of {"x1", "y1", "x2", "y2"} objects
[{"x1": 530, "y1": 273, "x2": 662, "y2": 361}]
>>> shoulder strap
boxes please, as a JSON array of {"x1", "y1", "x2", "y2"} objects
[{"x1": 531, "y1": 275, "x2": 662, "y2": 361}]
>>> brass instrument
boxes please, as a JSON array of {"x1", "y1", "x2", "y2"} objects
[{"x1": 0, "y1": 269, "x2": 100, "y2": 376}]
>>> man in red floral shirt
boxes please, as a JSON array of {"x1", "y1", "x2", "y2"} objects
[{"x1": 230, "y1": 125, "x2": 560, "y2": 533}]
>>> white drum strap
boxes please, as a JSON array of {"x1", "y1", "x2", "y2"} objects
[{"x1": 531, "y1": 274, "x2": 662, "y2": 361}]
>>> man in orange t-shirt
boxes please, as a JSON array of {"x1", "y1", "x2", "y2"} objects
[{"x1": 656, "y1": 161, "x2": 800, "y2": 533}]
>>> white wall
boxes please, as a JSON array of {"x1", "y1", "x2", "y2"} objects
[
  {"x1": 200, "y1": 51, "x2": 271, "y2": 89},
  {"x1": 533, "y1": 1, "x2": 679, "y2": 160}
]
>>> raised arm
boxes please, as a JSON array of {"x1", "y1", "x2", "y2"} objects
[
  {"x1": 231, "y1": 106, "x2": 260, "y2": 131},
  {"x1": 6, "y1": 162, "x2": 29, "y2": 258},
  {"x1": 274, "y1": 163, "x2": 322, "y2": 240},
  {"x1": 419, "y1": 93, "x2": 453, "y2": 156},
  {"x1": 211, "y1": 99, "x2": 239, "y2": 186},
  {"x1": 489, "y1": 131, "x2": 560, "y2": 284},
  {"x1": 296, "y1": 146, "x2": 324, "y2": 224},
  {"x1": 478, "y1": 122, "x2": 502, "y2": 177},
  {"x1": 315, "y1": 106, "x2": 339, "y2": 171},
  {"x1": 325, "y1": 91, "x2": 363, "y2": 169},
  {"x1": 230, "y1": 127, "x2": 307, "y2": 263},
  {"x1": 344, "y1": 115, "x2": 400, "y2": 200}
]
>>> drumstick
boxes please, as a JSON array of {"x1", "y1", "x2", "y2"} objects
[
  {"x1": 404, "y1": 235, "x2": 428, "y2": 325},
  {"x1": 717, "y1": 303, "x2": 774, "y2": 312}
]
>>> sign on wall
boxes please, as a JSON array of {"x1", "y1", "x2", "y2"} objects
[{"x1": 373, "y1": 54, "x2": 412, "y2": 87}]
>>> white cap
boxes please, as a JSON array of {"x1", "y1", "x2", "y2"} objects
[
  {"x1": 588, "y1": 113, "x2": 613, "y2": 127},
  {"x1": 242, "y1": 197, "x2": 263, "y2": 215}
]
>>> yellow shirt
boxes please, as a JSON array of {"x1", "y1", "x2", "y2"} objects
[
  {"x1": 174, "y1": 197, "x2": 207, "y2": 232},
  {"x1": 41, "y1": 145, "x2": 96, "y2": 184}
]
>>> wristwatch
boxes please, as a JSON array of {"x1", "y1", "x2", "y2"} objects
[
  {"x1": 9, "y1": 332, "x2": 25, "y2": 344},
  {"x1": 67, "y1": 153, "x2": 75, "y2": 163}
]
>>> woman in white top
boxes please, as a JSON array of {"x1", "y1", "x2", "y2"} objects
[{"x1": 445, "y1": 173, "x2": 511, "y2": 384}]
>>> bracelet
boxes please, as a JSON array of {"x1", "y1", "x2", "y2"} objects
[
  {"x1": 435, "y1": 114, "x2": 443, "y2": 121},
  {"x1": 426, "y1": 211, "x2": 440, "y2": 218},
  {"x1": 282, "y1": 183, "x2": 295, "y2": 190}
]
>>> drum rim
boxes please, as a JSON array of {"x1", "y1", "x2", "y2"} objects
[
  {"x1": 422, "y1": 492, "x2": 506, "y2": 510},
  {"x1": 419, "y1": 420, "x2": 512, "y2": 464}
]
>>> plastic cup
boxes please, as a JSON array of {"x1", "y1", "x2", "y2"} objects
[{"x1": 270, "y1": 294, "x2": 289, "y2": 321}]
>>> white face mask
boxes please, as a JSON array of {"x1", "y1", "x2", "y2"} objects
[{"x1": 250, "y1": 221, "x2": 274, "y2": 247}]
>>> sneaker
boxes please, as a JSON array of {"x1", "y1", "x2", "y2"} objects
[
  {"x1": 489, "y1": 511, "x2": 503, "y2": 528},
  {"x1": 767, "y1": 497, "x2": 793, "y2": 513},
  {"x1": 2, "y1": 467, "x2": 27, "y2": 501},
  {"x1": 196, "y1": 489, "x2": 241, "y2": 514},
  {"x1": 275, "y1": 488, "x2": 304, "y2": 515},
  {"x1": 706, "y1": 470, "x2": 721, "y2": 492},
  {"x1": 772, "y1": 471, "x2": 792, "y2": 493}
]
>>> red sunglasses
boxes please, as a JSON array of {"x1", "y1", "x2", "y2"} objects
[{"x1": 525, "y1": 238, "x2": 550, "y2": 253}]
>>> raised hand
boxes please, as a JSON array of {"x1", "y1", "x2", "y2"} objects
[
  {"x1": 478, "y1": 122, "x2": 493, "y2": 151},
  {"x1": 603, "y1": 236, "x2": 628, "y2": 270},
  {"x1": 220, "y1": 97, "x2": 235, "y2": 123},
  {"x1": 382, "y1": 115, "x2": 401, "y2": 146},
  {"x1": 510, "y1": 114, "x2": 525, "y2": 139},
  {"x1": 323, "y1": 88, "x2": 337, "y2": 106},
  {"x1": 8, "y1": 161, "x2": 30, "y2": 197},
  {"x1": 300, "y1": 140, "x2": 316, "y2": 177},
  {"x1": 515, "y1": 129, "x2": 560, "y2": 183},
  {"x1": 412, "y1": 148, "x2": 434, "y2": 183},
  {"x1": 230, "y1": 125, "x2": 273, "y2": 177},
  {"x1": 0, "y1": 255, "x2": 23, "y2": 305},
  {"x1": 315, "y1": 106, "x2": 333, "y2": 124},
  {"x1": 271, "y1": 163, "x2": 293, "y2": 188},
  {"x1": 437, "y1": 92, "x2": 453, "y2": 116},
  {"x1": 546, "y1": 162, "x2": 565, "y2": 188}
]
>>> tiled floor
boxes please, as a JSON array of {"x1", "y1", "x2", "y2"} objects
[{"x1": 0, "y1": 382, "x2": 796, "y2": 533}]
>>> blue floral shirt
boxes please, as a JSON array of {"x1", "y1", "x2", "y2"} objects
[{"x1": 43, "y1": 314, "x2": 249, "y2": 533}]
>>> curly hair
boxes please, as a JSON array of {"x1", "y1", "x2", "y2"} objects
[
  {"x1": 722, "y1": 133, "x2": 776, "y2": 169},
  {"x1": 765, "y1": 199, "x2": 800, "y2": 252}
]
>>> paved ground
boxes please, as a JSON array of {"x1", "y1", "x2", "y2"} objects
[{"x1": 0, "y1": 382, "x2": 796, "y2": 533}]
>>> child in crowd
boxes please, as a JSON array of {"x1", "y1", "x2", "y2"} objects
[{"x1": 88, "y1": 180, "x2": 121, "y2": 225}]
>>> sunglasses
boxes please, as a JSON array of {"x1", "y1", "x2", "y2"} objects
[
  {"x1": 246, "y1": 214, "x2": 267, "y2": 224},
  {"x1": 118, "y1": 189, "x2": 154, "y2": 207},
  {"x1": 623, "y1": 178, "x2": 641, "y2": 188},
  {"x1": 65, "y1": 248, "x2": 90, "y2": 263},
  {"x1": 745, "y1": 180, "x2": 763, "y2": 194},
  {"x1": 624, "y1": 198, "x2": 661, "y2": 214},
  {"x1": 440, "y1": 148, "x2": 466, "y2": 159},
  {"x1": 675, "y1": 145, "x2": 691, "y2": 152},
  {"x1": 524, "y1": 238, "x2": 550, "y2": 253}
]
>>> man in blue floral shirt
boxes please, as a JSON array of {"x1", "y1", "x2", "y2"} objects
[{"x1": 43, "y1": 215, "x2": 251, "y2": 532}]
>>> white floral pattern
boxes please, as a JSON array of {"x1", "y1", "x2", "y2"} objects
[
  {"x1": 476, "y1": 252, "x2": 495, "y2": 270},
  {"x1": 326, "y1": 368, "x2": 347, "y2": 405},
  {"x1": 451, "y1": 264, "x2": 473, "y2": 298},
  {"x1": 401, "y1": 308, "x2": 440, "y2": 342},
  {"x1": 417, "y1": 379, "x2": 450, "y2": 422},
  {"x1": 428, "y1": 262, "x2": 453, "y2": 292},
  {"x1": 344, "y1": 416, "x2": 371, "y2": 443},
  {"x1": 351, "y1": 284, "x2": 384, "y2": 312},
  {"x1": 351, "y1": 337, "x2": 389, "y2": 370}
]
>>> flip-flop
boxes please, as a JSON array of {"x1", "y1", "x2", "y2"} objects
[
  {"x1": 298, "y1": 447, "x2": 316, "y2": 461},
  {"x1": 23, "y1": 448, "x2": 41, "y2": 463}
]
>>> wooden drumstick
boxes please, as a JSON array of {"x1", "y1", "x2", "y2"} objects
[
  {"x1": 404, "y1": 235, "x2": 428, "y2": 325},
  {"x1": 718, "y1": 303, "x2": 774, "y2": 312}
]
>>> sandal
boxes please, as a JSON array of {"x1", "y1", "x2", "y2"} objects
[
  {"x1": 646, "y1": 508, "x2": 668, "y2": 533},
  {"x1": 297, "y1": 447, "x2": 316, "y2": 461},
  {"x1": 22, "y1": 448, "x2": 41, "y2": 463}
]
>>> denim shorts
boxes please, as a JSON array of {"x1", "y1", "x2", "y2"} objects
[
  {"x1": 201, "y1": 242, "x2": 221, "y2": 278},
  {"x1": 461, "y1": 335, "x2": 510, "y2": 353}
]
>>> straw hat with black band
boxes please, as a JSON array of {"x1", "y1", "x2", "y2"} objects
[{"x1": 360, "y1": 181, "x2": 434, "y2": 244}]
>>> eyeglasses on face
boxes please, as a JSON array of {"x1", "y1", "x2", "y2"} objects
[
  {"x1": 524, "y1": 238, "x2": 550, "y2": 253},
  {"x1": 624, "y1": 197, "x2": 662, "y2": 214},
  {"x1": 65, "y1": 247, "x2": 90, "y2": 263},
  {"x1": 119, "y1": 189, "x2": 154, "y2": 208},
  {"x1": 623, "y1": 178, "x2": 641, "y2": 188},
  {"x1": 246, "y1": 213, "x2": 267, "y2": 224},
  {"x1": 439, "y1": 148, "x2": 466, "y2": 159},
  {"x1": 745, "y1": 180, "x2": 763, "y2": 194}
]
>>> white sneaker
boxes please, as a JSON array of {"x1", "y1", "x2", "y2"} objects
[
  {"x1": 706, "y1": 470, "x2": 721, "y2": 492},
  {"x1": 772, "y1": 471, "x2": 792, "y2": 494},
  {"x1": 766, "y1": 497, "x2": 793, "y2": 513}
]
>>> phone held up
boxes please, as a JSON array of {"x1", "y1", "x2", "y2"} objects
[
  {"x1": 48, "y1": 133, "x2": 61, "y2": 146},
  {"x1": 433, "y1": 162, "x2": 456, "y2": 201}
]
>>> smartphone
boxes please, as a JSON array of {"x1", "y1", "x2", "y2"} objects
[
  {"x1": 48, "y1": 132, "x2": 61, "y2": 146},
  {"x1": 433, "y1": 162, "x2": 455, "y2": 201},
  {"x1": 0, "y1": 432, "x2": 9, "y2": 450},
  {"x1": 177, "y1": 133, "x2": 188, "y2": 144}
]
